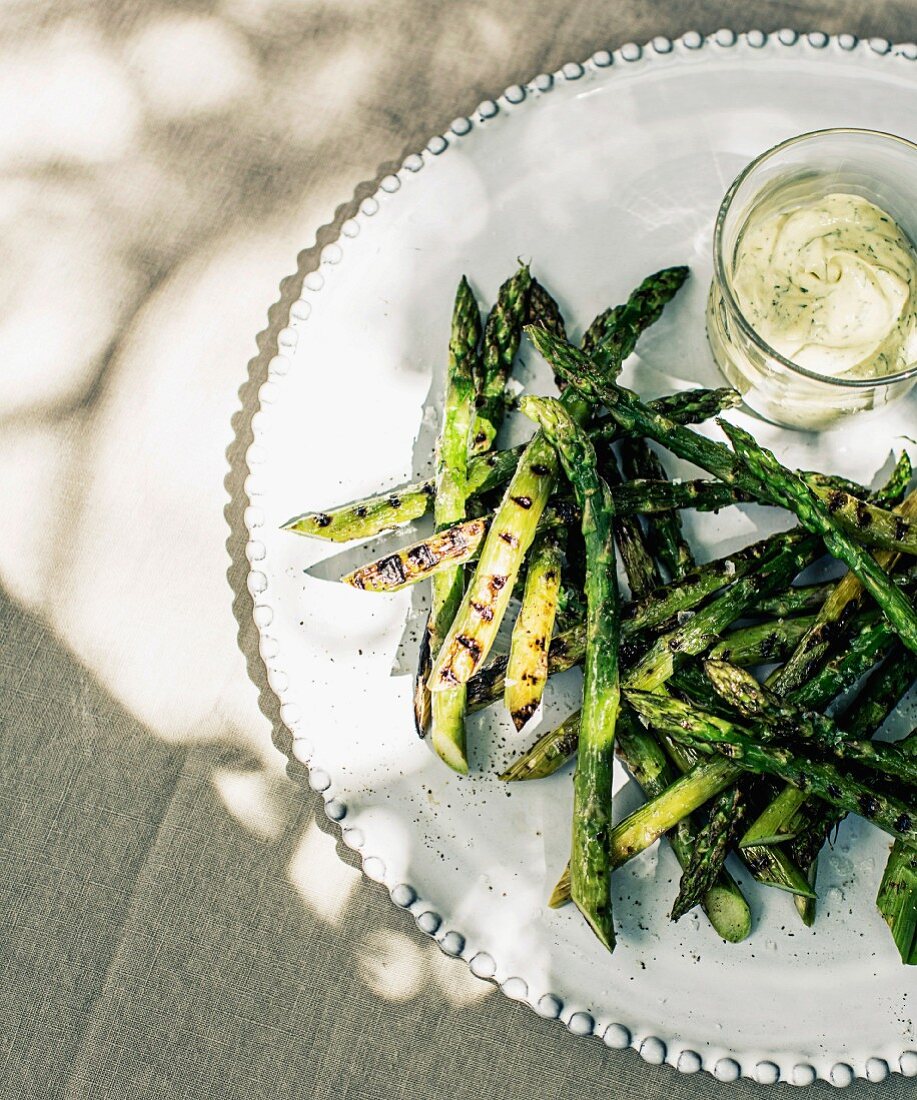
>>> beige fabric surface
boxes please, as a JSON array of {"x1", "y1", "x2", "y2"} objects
[{"x1": 2, "y1": 2, "x2": 916, "y2": 1097}]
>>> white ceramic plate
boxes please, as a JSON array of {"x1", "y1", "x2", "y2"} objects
[{"x1": 244, "y1": 31, "x2": 917, "y2": 1087}]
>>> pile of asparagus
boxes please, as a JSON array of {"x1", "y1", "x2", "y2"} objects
[{"x1": 285, "y1": 265, "x2": 917, "y2": 959}]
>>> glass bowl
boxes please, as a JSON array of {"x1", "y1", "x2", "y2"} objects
[{"x1": 706, "y1": 128, "x2": 917, "y2": 430}]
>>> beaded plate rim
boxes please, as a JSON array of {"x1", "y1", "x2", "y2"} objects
[{"x1": 242, "y1": 29, "x2": 917, "y2": 1087}]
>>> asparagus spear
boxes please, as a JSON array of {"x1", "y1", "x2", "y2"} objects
[
  {"x1": 704, "y1": 659, "x2": 917, "y2": 787},
  {"x1": 505, "y1": 526, "x2": 566, "y2": 729},
  {"x1": 579, "y1": 265, "x2": 689, "y2": 378},
  {"x1": 792, "y1": 614, "x2": 898, "y2": 709},
  {"x1": 610, "y1": 477, "x2": 752, "y2": 515},
  {"x1": 521, "y1": 395, "x2": 621, "y2": 951},
  {"x1": 498, "y1": 711, "x2": 581, "y2": 781},
  {"x1": 426, "y1": 276, "x2": 482, "y2": 772},
  {"x1": 623, "y1": 690, "x2": 917, "y2": 845},
  {"x1": 623, "y1": 531, "x2": 821, "y2": 692},
  {"x1": 428, "y1": 269, "x2": 689, "y2": 692},
  {"x1": 709, "y1": 614, "x2": 820, "y2": 667},
  {"x1": 877, "y1": 727, "x2": 917, "y2": 964},
  {"x1": 604, "y1": 449, "x2": 661, "y2": 599},
  {"x1": 877, "y1": 840, "x2": 917, "y2": 963},
  {"x1": 615, "y1": 712, "x2": 751, "y2": 941},
  {"x1": 412, "y1": 622, "x2": 432, "y2": 737},
  {"x1": 344, "y1": 516, "x2": 489, "y2": 592},
  {"x1": 719, "y1": 421, "x2": 917, "y2": 658},
  {"x1": 529, "y1": 325, "x2": 917, "y2": 557},
  {"x1": 874, "y1": 450, "x2": 914, "y2": 507},
  {"x1": 767, "y1": 488, "x2": 917, "y2": 696},
  {"x1": 671, "y1": 784, "x2": 746, "y2": 921},
  {"x1": 494, "y1": 608, "x2": 848, "y2": 773},
  {"x1": 526, "y1": 279, "x2": 567, "y2": 339},
  {"x1": 342, "y1": 479, "x2": 755, "y2": 595},
  {"x1": 285, "y1": 389, "x2": 740, "y2": 543},
  {"x1": 620, "y1": 438, "x2": 695, "y2": 580},
  {"x1": 548, "y1": 756, "x2": 740, "y2": 906},
  {"x1": 752, "y1": 583, "x2": 836, "y2": 618},
  {"x1": 471, "y1": 265, "x2": 532, "y2": 454},
  {"x1": 342, "y1": 503, "x2": 574, "y2": 593},
  {"x1": 527, "y1": 279, "x2": 568, "y2": 389},
  {"x1": 842, "y1": 646, "x2": 917, "y2": 739}
]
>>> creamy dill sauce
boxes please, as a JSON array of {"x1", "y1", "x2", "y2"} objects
[{"x1": 731, "y1": 193, "x2": 917, "y2": 379}]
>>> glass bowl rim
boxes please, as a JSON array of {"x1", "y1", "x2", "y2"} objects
[{"x1": 713, "y1": 126, "x2": 917, "y2": 390}]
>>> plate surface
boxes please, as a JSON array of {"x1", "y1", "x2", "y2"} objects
[{"x1": 244, "y1": 31, "x2": 917, "y2": 1086}]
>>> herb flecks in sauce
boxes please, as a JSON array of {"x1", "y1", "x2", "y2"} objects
[{"x1": 732, "y1": 192, "x2": 917, "y2": 379}]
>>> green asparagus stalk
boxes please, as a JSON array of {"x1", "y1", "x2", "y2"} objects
[
  {"x1": 874, "y1": 451, "x2": 914, "y2": 507},
  {"x1": 875, "y1": 725, "x2": 917, "y2": 960},
  {"x1": 580, "y1": 265, "x2": 689, "y2": 377},
  {"x1": 609, "y1": 478, "x2": 752, "y2": 515},
  {"x1": 767, "y1": 488, "x2": 917, "y2": 696},
  {"x1": 344, "y1": 516, "x2": 489, "y2": 592},
  {"x1": 620, "y1": 439, "x2": 695, "y2": 580},
  {"x1": 704, "y1": 659, "x2": 917, "y2": 787},
  {"x1": 342, "y1": 479, "x2": 757, "y2": 595},
  {"x1": 427, "y1": 276, "x2": 482, "y2": 772},
  {"x1": 655, "y1": 710, "x2": 814, "y2": 897},
  {"x1": 615, "y1": 712, "x2": 751, "y2": 940},
  {"x1": 428, "y1": 269, "x2": 689, "y2": 692},
  {"x1": 526, "y1": 279, "x2": 567, "y2": 338},
  {"x1": 877, "y1": 841, "x2": 917, "y2": 963},
  {"x1": 285, "y1": 389, "x2": 740, "y2": 543},
  {"x1": 671, "y1": 784, "x2": 746, "y2": 921},
  {"x1": 471, "y1": 265, "x2": 532, "y2": 454},
  {"x1": 505, "y1": 526, "x2": 566, "y2": 729},
  {"x1": 740, "y1": 784, "x2": 809, "y2": 847},
  {"x1": 529, "y1": 325, "x2": 917, "y2": 557},
  {"x1": 548, "y1": 756, "x2": 740, "y2": 907},
  {"x1": 752, "y1": 583, "x2": 836, "y2": 618},
  {"x1": 842, "y1": 646, "x2": 917, "y2": 739},
  {"x1": 543, "y1": 723, "x2": 758, "y2": 934},
  {"x1": 718, "y1": 421, "x2": 917, "y2": 658},
  {"x1": 521, "y1": 395, "x2": 621, "y2": 951},
  {"x1": 412, "y1": 621, "x2": 432, "y2": 737},
  {"x1": 741, "y1": 842, "x2": 819, "y2": 899},
  {"x1": 792, "y1": 613, "x2": 897, "y2": 709},
  {"x1": 604, "y1": 450, "x2": 661, "y2": 599},
  {"x1": 342, "y1": 503, "x2": 575, "y2": 593},
  {"x1": 498, "y1": 711, "x2": 581, "y2": 781},
  {"x1": 709, "y1": 614, "x2": 819, "y2": 667},
  {"x1": 623, "y1": 689, "x2": 917, "y2": 846},
  {"x1": 623, "y1": 531, "x2": 821, "y2": 692},
  {"x1": 526, "y1": 279, "x2": 567, "y2": 391}
]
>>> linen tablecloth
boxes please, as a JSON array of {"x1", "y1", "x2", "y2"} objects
[{"x1": 2, "y1": 2, "x2": 916, "y2": 1097}]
